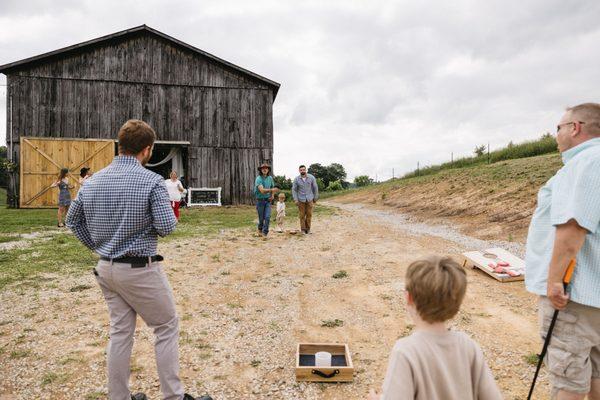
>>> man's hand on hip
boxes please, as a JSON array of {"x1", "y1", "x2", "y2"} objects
[
  {"x1": 547, "y1": 282, "x2": 569, "y2": 310},
  {"x1": 294, "y1": 200, "x2": 299, "y2": 206}
]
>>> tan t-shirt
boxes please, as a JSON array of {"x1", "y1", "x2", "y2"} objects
[{"x1": 381, "y1": 330, "x2": 503, "y2": 400}]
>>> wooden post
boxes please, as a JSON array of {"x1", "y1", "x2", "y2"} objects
[{"x1": 487, "y1": 142, "x2": 490, "y2": 164}]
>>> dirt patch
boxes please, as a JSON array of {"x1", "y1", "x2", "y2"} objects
[
  {"x1": 334, "y1": 154, "x2": 563, "y2": 243},
  {"x1": 0, "y1": 207, "x2": 550, "y2": 399},
  {"x1": 0, "y1": 230, "x2": 62, "y2": 251}
]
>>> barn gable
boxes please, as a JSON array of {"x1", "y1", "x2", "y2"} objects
[{"x1": 0, "y1": 25, "x2": 279, "y2": 95}]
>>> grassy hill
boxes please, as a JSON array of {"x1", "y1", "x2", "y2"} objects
[{"x1": 332, "y1": 153, "x2": 563, "y2": 242}]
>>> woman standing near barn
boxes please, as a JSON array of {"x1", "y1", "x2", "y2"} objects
[
  {"x1": 165, "y1": 170, "x2": 185, "y2": 220},
  {"x1": 51, "y1": 168, "x2": 73, "y2": 227}
]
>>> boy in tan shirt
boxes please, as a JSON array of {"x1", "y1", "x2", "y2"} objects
[{"x1": 369, "y1": 256, "x2": 503, "y2": 400}]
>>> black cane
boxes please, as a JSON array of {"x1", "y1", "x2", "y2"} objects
[{"x1": 527, "y1": 259, "x2": 576, "y2": 400}]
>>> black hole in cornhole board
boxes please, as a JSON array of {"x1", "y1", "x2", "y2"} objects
[{"x1": 299, "y1": 354, "x2": 347, "y2": 367}]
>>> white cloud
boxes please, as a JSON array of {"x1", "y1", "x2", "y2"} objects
[{"x1": 1, "y1": 0, "x2": 600, "y2": 180}]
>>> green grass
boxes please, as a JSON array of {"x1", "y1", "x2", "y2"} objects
[
  {"x1": 168, "y1": 202, "x2": 334, "y2": 240},
  {"x1": 0, "y1": 196, "x2": 336, "y2": 291},
  {"x1": 402, "y1": 135, "x2": 557, "y2": 179},
  {"x1": 0, "y1": 234, "x2": 98, "y2": 290},
  {"x1": 523, "y1": 352, "x2": 539, "y2": 366}
]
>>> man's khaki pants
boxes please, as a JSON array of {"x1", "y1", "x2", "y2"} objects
[
  {"x1": 297, "y1": 201, "x2": 314, "y2": 232},
  {"x1": 95, "y1": 259, "x2": 183, "y2": 400}
]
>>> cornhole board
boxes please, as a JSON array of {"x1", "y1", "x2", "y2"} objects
[
  {"x1": 296, "y1": 343, "x2": 354, "y2": 382},
  {"x1": 462, "y1": 248, "x2": 525, "y2": 282}
]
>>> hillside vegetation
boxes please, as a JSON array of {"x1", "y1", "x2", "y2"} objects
[
  {"x1": 333, "y1": 153, "x2": 563, "y2": 242},
  {"x1": 403, "y1": 135, "x2": 557, "y2": 179}
]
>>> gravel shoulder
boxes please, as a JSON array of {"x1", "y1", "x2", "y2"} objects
[{"x1": 0, "y1": 204, "x2": 550, "y2": 399}]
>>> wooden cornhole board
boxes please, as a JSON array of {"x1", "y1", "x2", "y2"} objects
[
  {"x1": 296, "y1": 343, "x2": 354, "y2": 382},
  {"x1": 462, "y1": 247, "x2": 525, "y2": 282}
]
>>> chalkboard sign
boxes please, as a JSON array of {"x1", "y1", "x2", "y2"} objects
[{"x1": 188, "y1": 187, "x2": 221, "y2": 206}]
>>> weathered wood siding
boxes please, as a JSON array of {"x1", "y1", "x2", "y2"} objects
[
  {"x1": 12, "y1": 34, "x2": 269, "y2": 89},
  {"x1": 5, "y1": 31, "x2": 275, "y2": 205}
]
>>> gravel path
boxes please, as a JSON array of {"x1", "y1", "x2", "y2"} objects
[
  {"x1": 0, "y1": 205, "x2": 549, "y2": 399},
  {"x1": 329, "y1": 202, "x2": 526, "y2": 257}
]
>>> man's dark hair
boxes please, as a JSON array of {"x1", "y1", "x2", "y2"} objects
[
  {"x1": 118, "y1": 119, "x2": 156, "y2": 155},
  {"x1": 299, "y1": 165, "x2": 306, "y2": 169}
]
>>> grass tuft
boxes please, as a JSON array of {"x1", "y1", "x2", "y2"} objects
[
  {"x1": 321, "y1": 319, "x2": 344, "y2": 328},
  {"x1": 332, "y1": 270, "x2": 348, "y2": 279}
]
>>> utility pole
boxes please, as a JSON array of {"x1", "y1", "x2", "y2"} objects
[
  {"x1": 417, "y1": 162, "x2": 420, "y2": 176},
  {"x1": 487, "y1": 142, "x2": 490, "y2": 164},
  {"x1": 392, "y1": 168, "x2": 395, "y2": 179},
  {"x1": 451, "y1": 152, "x2": 453, "y2": 165}
]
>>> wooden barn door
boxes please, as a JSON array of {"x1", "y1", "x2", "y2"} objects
[{"x1": 19, "y1": 138, "x2": 115, "y2": 208}]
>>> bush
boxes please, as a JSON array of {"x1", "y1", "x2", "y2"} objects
[
  {"x1": 474, "y1": 144, "x2": 487, "y2": 157},
  {"x1": 354, "y1": 175, "x2": 373, "y2": 187},
  {"x1": 326, "y1": 180, "x2": 343, "y2": 191},
  {"x1": 402, "y1": 135, "x2": 558, "y2": 179}
]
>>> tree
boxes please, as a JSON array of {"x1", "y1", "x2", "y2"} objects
[
  {"x1": 327, "y1": 163, "x2": 347, "y2": 183},
  {"x1": 308, "y1": 162, "x2": 347, "y2": 187},
  {"x1": 474, "y1": 144, "x2": 486, "y2": 157},
  {"x1": 354, "y1": 175, "x2": 373, "y2": 187},
  {"x1": 273, "y1": 175, "x2": 292, "y2": 190},
  {"x1": 308, "y1": 163, "x2": 329, "y2": 184},
  {"x1": 316, "y1": 178, "x2": 325, "y2": 192}
]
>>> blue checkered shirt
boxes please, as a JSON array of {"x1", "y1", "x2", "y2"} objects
[{"x1": 66, "y1": 155, "x2": 177, "y2": 258}]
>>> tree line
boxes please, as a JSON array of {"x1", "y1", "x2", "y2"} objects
[{"x1": 273, "y1": 163, "x2": 374, "y2": 192}]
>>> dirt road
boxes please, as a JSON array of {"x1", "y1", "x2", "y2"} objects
[{"x1": 0, "y1": 202, "x2": 549, "y2": 399}]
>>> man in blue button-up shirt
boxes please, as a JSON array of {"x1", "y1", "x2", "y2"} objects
[
  {"x1": 292, "y1": 165, "x2": 319, "y2": 234},
  {"x1": 67, "y1": 120, "x2": 206, "y2": 400},
  {"x1": 525, "y1": 103, "x2": 600, "y2": 399}
]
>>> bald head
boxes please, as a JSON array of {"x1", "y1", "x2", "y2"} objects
[{"x1": 567, "y1": 103, "x2": 600, "y2": 137}]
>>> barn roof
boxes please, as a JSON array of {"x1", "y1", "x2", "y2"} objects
[{"x1": 0, "y1": 24, "x2": 280, "y2": 98}]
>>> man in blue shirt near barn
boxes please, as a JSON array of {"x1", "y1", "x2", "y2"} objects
[{"x1": 525, "y1": 103, "x2": 600, "y2": 400}]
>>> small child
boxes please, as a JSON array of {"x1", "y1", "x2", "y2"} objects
[
  {"x1": 276, "y1": 193, "x2": 286, "y2": 232},
  {"x1": 369, "y1": 256, "x2": 502, "y2": 400}
]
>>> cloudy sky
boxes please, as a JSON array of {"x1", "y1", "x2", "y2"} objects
[{"x1": 1, "y1": 0, "x2": 599, "y2": 180}]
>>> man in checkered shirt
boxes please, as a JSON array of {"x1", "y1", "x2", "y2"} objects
[{"x1": 67, "y1": 120, "x2": 209, "y2": 400}]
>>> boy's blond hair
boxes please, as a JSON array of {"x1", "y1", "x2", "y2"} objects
[
  {"x1": 278, "y1": 192, "x2": 286, "y2": 200},
  {"x1": 405, "y1": 256, "x2": 467, "y2": 323}
]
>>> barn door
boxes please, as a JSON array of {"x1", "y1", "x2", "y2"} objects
[{"x1": 19, "y1": 138, "x2": 115, "y2": 208}]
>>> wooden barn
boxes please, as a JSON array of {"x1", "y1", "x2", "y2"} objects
[{"x1": 0, "y1": 25, "x2": 280, "y2": 207}]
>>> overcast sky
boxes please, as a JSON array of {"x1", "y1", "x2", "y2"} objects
[{"x1": 1, "y1": 0, "x2": 599, "y2": 180}]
